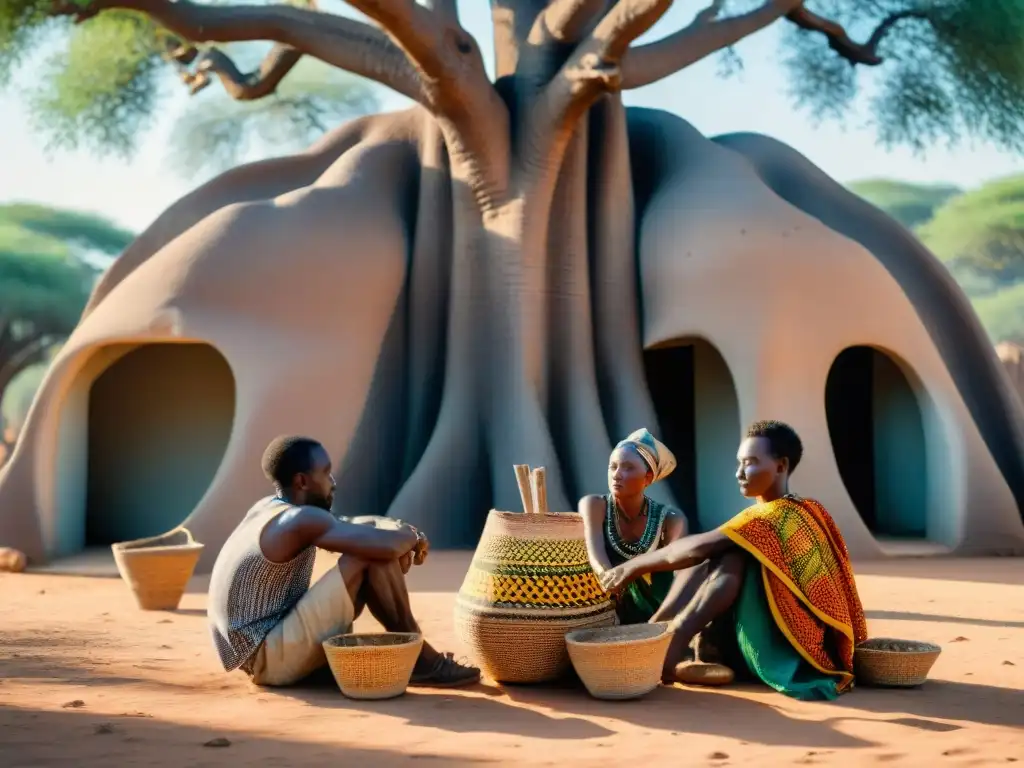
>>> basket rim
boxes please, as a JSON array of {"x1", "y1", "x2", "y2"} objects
[
  {"x1": 488, "y1": 510, "x2": 580, "y2": 519},
  {"x1": 111, "y1": 526, "x2": 203, "y2": 553},
  {"x1": 855, "y1": 638, "x2": 942, "y2": 655},
  {"x1": 322, "y1": 631, "x2": 423, "y2": 649},
  {"x1": 565, "y1": 622, "x2": 670, "y2": 649}
]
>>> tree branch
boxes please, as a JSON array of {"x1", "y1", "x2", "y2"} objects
[
  {"x1": 174, "y1": 43, "x2": 304, "y2": 100},
  {"x1": 523, "y1": 0, "x2": 672, "y2": 176},
  {"x1": 52, "y1": 0, "x2": 424, "y2": 102},
  {"x1": 0, "y1": 335, "x2": 53, "y2": 397},
  {"x1": 785, "y1": 7, "x2": 929, "y2": 67},
  {"x1": 345, "y1": 0, "x2": 511, "y2": 209},
  {"x1": 620, "y1": 0, "x2": 802, "y2": 90}
]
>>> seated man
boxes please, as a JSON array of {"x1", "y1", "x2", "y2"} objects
[
  {"x1": 208, "y1": 435, "x2": 480, "y2": 688},
  {"x1": 599, "y1": 420, "x2": 869, "y2": 701}
]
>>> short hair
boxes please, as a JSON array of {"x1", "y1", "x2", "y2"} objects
[
  {"x1": 746, "y1": 420, "x2": 803, "y2": 473},
  {"x1": 261, "y1": 435, "x2": 323, "y2": 488}
]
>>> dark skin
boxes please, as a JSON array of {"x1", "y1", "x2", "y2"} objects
[
  {"x1": 597, "y1": 436, "x2": 792, "y2": 683},
  {"x1": 259, "y1": 444, "x2": 445, "y2": 676},
  {"x1": 579, "y1": 444, "x2": 688, "y2": 623}
]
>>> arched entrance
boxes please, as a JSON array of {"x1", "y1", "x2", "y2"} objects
[
  {"x1": 85, "y1": 343, "x2": 236, "y2": 545},
  {"x1": 50, "y1": 342, "x2": 236, "y2": 555},
  {"x1": 825, "y1": 346, "x2": 928, "y2": 539},
  {"x1": 643, "y1": 338, "x2": 741, "y2": 531}
]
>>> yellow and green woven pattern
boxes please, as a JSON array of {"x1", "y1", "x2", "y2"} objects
[
  {"x1": 720, "y1": 496, "x2": 869, "y2": 690},
  {"x1": 457, "y1": 533, "x2": 611, "y2": 615}
]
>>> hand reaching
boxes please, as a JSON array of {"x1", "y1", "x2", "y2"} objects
[{"x1": 598, "y1": 564, "x2": 634, "y2": 595}]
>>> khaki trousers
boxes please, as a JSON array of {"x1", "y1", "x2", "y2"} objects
[{"x1": 248, "y1": 565, "x2": 355, "y2": 686}]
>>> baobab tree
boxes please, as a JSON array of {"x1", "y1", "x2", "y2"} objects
[{"x1": 3, "y1": 0, "x2": 1024, "y2": 553}]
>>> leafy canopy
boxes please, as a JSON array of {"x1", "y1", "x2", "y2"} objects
[
  {"x1": 0, "y1": 203, "x2": 122, "y2": 335},
  {"x1": 847, "y1": 178, "x2": 962, "y2": 229},
  {"x1": 916, "y1": 175, "x2": 1024, "y2": 285},
  {"x1": 3, "y1": 1, "x2": 1024, "y2": 157},
  {"x1": 0, "y1": 1, "x2": 380, "y2": 167}
]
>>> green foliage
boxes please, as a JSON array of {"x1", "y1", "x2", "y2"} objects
[
  {"x1": 781, "y1": 0, "x2": 1024, "y2": 152},
  {"x1": 917, "y1": 175, "x2": 1024, "y2": 284},
  {"x1": 29, "y1": 12, "x2": 168, "y2": 157},
  {"x1": 0, "y1": 203, "x2": 124, "y2": 336},
  {"x1": 0, "y1": 202, "x2": 134, "y2": 254},
  {"x1": 973, "y1": 281, "x2": 1024, "y2": 344},
  {"x1": 1, "y1": 361, "x2": 49, "y2": 434},
  {"x1": 169, "y1": 55, "x2": 380, "y2": 177},
  {"x1": 847, "y1": 178, "x2": 962, "y2": 229}
]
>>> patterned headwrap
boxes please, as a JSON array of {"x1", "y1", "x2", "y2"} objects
[{"x1": 615, "y1": 428, "x2": 677, "y2": 483}]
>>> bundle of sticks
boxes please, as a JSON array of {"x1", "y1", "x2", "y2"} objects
[{"x1": 513, "y1": 464, "x2": 548, "y2": 515}]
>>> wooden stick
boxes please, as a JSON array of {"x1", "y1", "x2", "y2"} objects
[
  {"x1": 514, "y1": 465, "x2": 535, "y2": 514},
  {"x1": 531, "y1": 467, "x2": 548, "y2": 515}
]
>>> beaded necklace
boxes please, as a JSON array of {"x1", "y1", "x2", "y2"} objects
[{"x1": 604, "y1": 495, "x2": 665, "y2": 559}]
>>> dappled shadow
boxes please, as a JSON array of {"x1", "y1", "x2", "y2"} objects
[
  {"x1": 866, "y1": 609, "x2": 1024, "y2": 629},
  {"x1": 273, "y1": 668, "x2": 613, "y2": 741},
  {"x1": 500, "y1": 678, "x2": 875, "y2": 749},
  {"x1": 0, "y1": 703, "x2": 496, "y2": 766}
]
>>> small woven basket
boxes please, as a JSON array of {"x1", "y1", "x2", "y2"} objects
[
  {"x1": 111, "y1": 527, "x2": 204, "y2": 611},
  {"x1": 566, "y1": 622, "x2": 673, "y2": 700},
  {"x1": 854, "y1": 637, "x2": 942, "y2": 688},
  {"x1": 322, "y1": 632, "x2": 424, "y2": 700}
]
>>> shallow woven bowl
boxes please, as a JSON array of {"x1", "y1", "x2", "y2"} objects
[
  {"x1": 111, "y1": 527, "x2": 204, "y2": 611},
  {"x1": 322, "y1": 632, "x2": 424, "y2": 700},
  {"x1": 565, "y1": 623, "x2": 673, "y2": 701},
  {"x1": 854, "y1": 637, "x2": 942, "y2": 688}
]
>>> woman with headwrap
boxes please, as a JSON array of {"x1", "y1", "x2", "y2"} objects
[{"x1": 579, "y1": 428, "x2": 741, "y2": 686}]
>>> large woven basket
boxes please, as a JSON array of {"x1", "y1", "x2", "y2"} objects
[
  {"x1": 111, "y1": 527, "x2": 204, "y2": 611},
  {"x1": 454, "y1": 510, "x2": 616, "y2": 684},
  {"x1": 854, "y1": 637, "x2": 942, "y2": 688},
  {"x1": 322, "y1": 632, "x2": 424, "y2": 700},
  {"x1": 566, "y1": 623, "x2": 673, "y2": 700}
]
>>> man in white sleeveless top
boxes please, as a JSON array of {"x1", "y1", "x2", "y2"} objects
[{"x1": 208, "y1": 435, "x2": 480, "y2": 687}]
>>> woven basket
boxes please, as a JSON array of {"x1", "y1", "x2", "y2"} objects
[
  {"x1": 454, "y1": 510, "x2": 616, "y2": 684},
  {"x1": 566, "y1": 623, "x2": 673, "y2": 700},
  {"x1": 854, "y1": 637, "x2": 942, "y2": 688},
  {"x1": 322, "y1": 632, "x2": 424, "y2": 700},
  {"x1": 111, "y1": 527, "x2": 204, "y2": 611}
]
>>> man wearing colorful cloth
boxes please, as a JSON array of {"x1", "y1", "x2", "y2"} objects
[{"x1": 599, "y1": 420, "x2": 869, "y2": 700}]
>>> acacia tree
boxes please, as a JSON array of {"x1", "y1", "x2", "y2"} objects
[{"x1": 3, "y1": 0, "x2": 1024, "y2": 539}]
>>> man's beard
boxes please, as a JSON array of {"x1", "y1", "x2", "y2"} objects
[{"x1": 308, "y1": 493, "x2": 334, "y2": 512}]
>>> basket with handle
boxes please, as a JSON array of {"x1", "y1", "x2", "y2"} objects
[
  {"x1": 322, "y1": 632, "x2": 424, "y2": 700},
  {"x1": 454, "y1": 465, "x2": 616, "y2": 684},
  {"x1": 111, "y1": 527, "x2": 204, "y2": 611},
  {"x1": 566, "y1": 622, "x2": 673, "y2": 700},
  {"x1": 853, "y1": 637, "x2": 942, "y2": 688}
]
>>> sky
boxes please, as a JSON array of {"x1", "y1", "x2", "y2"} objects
[{"x1": 3, "y1": 1, "x2": 1024, "y2": 233}]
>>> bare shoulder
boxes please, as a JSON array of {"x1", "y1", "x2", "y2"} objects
[
  {"x1": 661, "y1": 507, "x2": 689, "y2": 538},
  {"x1": 577, "y1": 494, "x2": 606, "y2": 520}
]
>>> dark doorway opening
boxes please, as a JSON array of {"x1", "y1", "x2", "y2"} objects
[
  {"x1": 85, "y1": 343, "x2": 235, "y2": 545},
  {"x1": 825, "y1": 346, "x2": 927, "y2": 539},
  {"x1": 644, "y1": 339, "x2": 741, "y2": 532}
]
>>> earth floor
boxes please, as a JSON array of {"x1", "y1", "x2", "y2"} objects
[{"x1": 1, "y1": 552, "x2": 1022, "y2": 767}]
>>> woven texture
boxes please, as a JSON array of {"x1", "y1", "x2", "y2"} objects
[
  {"x1": 322, "y1": 632, "x2": 424, "y2": 700},
  {"x1": 112, "y1": 527, "x2": 204, "y2": 611},
  {"x1": 720, "y1": 496, "x2": 868, "y2": 693},
  {"x1": 455, "y1": 511, "x2": 616, "y2": 683},
  {"x1": 854, "y1": 638, "x2": 942, "y2": 688},
  {"x1": 566, "y1": 623, "x2": 672, "y2": 700}
]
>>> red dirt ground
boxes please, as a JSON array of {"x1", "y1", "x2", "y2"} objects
[{"x1": 1, "y1": 552, "x2": 1022, "y2": 766}]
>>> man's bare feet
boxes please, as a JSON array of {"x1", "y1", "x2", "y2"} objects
[{"x1": 409, "y1": 652, "x2": 481, "y2": 688}]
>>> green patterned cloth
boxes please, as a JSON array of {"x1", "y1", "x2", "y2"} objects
[{"x1": 735, "y1": 566, "x2": 841, "y2": 701}]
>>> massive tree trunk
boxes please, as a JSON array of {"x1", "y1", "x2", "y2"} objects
[{"x1": 7, "y1": 0, "x2": 1020, "y2": 563}]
